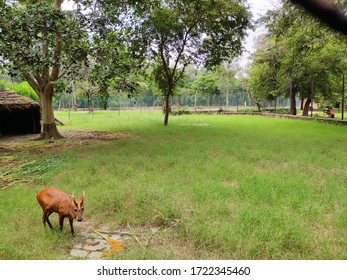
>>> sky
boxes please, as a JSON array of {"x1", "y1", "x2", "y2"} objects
[{"x1": 242, "y1": 0, "x2": 281, "y2": 66}]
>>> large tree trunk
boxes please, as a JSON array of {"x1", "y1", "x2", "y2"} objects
[{"x1": 39, "y1": 86, "x2": 63, "y2": 139}]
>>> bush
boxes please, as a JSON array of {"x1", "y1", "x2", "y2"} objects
[
  {"x1": 0, "y1": 80, "x2": 39, "y2": 102},
  {"x1": 171, "y1": 107, "x2": 191, "y2": 115},
  {"x1": 10, "y1": 82, "x2": 39, "y2": 102},
  {"x1": 260, "y1": 108, "x2": 290, "y2": 114},
  {"x1": 0, "y1": 80, "x2": 9, "y2": 90},
  {"x1": 238, "y1": 108, "x2": 260, "y2": 113}
]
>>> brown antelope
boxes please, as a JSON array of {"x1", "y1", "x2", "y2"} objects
[{"x1": 36, "y1": 188, "x2": 85, "y2": 236}]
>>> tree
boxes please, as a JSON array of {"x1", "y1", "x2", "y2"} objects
[
  {"x1": 250, "y1": 1, "x2": 347, "y2": 115},
  {"x1": 136, "y1": 0, "x2": 251, "y2": 125},
  {"x1": 248, "y1": 35, "x2": 284, "y2": 111},
  {"x1": 0, "y1": 0, "x2": 89, "y2": 138},
  {"x1": 191, "y1": 74, "x2": 218, "y2": 107},
  {"x1": 214, "y1": 60, "x2": 241, "y2": 107},
  {"x1": 73, "y1": 0, "x2": 147, "y2": 111}
]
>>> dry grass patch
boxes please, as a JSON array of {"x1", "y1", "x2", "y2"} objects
[
  {"x1": 0, "y1": 129, "x2": 128, "y2": 154},
  {"x1": 0, "y1": 130, "x2": 128, "y2": 189}
]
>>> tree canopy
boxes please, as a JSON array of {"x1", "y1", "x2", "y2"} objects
[
  {"x1": 130, "y1": 0, "x2": 251, "y2": 124},
  {"x1": 0, "y1": 0, "x2": 89, "y2": 138},
  {"x1": 248, "y1": 0, "x2": 347, "y2": 116}
]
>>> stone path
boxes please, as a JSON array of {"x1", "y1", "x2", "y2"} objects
[
  {"x1": 69, "y1": 222, "x2": 129, "y2": 259},
  {"x1": 69, "y1": 221, "x2": 162, "y2": 259},
  {"x1": 70, "y1": 232, "x2": 128, "y2": 259}
]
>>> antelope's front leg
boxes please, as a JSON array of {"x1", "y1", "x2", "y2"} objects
[
  {"x1": 69, "y1": 218, "x2": 75, "y2": 236},
  {"x1": 59, "y1": 215, "x2": 65, "y2": 232}
]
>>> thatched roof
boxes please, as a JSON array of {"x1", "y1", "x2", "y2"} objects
[{"x1": 0, "y1": 90, "x2": 40, "y2": 111}]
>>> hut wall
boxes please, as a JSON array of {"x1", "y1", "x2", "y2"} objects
[{"x1": 0, "y1": 106, "x2": 41, "y2": 136}]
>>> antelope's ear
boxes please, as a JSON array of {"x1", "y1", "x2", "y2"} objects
[
  {"x1": 80, "y1": 191, "x2": 85, "y2": 204},
  {"x1": 71, "y1": 192, "x2": 78, "y2": 205}
]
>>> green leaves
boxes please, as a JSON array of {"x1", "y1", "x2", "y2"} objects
[
  {"x1": 191, "y1": 74, "x2": 218, "y2": 96},
  {"x1": 250, "y1": 1, "x2": 347, "y2": 105},
  {"x1": 0, "y1": 1, "x2": 90, "y2": 84}
]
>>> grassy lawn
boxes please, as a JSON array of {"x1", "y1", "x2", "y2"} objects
[{"x1": 1, "y1": 110, "x2": 347, "y2": 259}]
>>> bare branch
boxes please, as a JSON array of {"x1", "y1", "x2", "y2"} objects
[
  {"x1": 50, "y1": 29, "x2": 62, "y2": 81},
  {"x1": 42, "y1": 40, "x2": 50, "y2": 80},
  {"x1": 159, "y1": 36, "x2": 172, "y2": 83},
  {"x1": 22, "y1": 73, "x2": 41, "y2": 96}
]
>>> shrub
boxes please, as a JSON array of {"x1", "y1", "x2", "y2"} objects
[
  {"x1": 238, "y1": 108, "x2": 260, "y2": 113},
  {"x1": 171, "y1": 107, "x2": 191, "y2": 115},
  {"x1": 0, "y1": 79, "x2": 9, "y2": 90},
  {"x1": 0, "y1": 80, "x2": 39, "y2": 102}
]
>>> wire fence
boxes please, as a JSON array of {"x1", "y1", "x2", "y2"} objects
[{"x1": 54, "y1": 94, "x2": 293, "y2": 111}]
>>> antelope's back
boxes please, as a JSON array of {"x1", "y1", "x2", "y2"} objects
[{"x1": 36, "y1": 188, "x2": 70, "y2": 212}]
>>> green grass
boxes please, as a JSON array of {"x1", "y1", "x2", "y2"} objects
[{"x1": 1, "y1": 110, "x2": 347, "y2": 259}]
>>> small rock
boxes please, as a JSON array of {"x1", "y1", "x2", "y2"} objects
[
  {"x1": 73, "y1": 244, "x2": 83, "y2": 249},
  {"x1": 88, "y1": 251, "x2": 103, "y2": 260},
  {"x1": 70, "y1": 249, "x2": 89, "y2": 258},
  {"x1": 83, "y1": 242, "x2": 107, "y2": 251},
  {"x1": 110, "y1": 234, "x2": 121, "y2": 240}
]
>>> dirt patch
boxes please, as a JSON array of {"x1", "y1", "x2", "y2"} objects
[
  {"x1": 0, "y1": 129, "x2": 128, "y2": 154},
  {"x1": 0, "y1": 130, "x2": 128, "y2": 189}
]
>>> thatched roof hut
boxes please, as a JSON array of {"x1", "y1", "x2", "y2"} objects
[{"x1": 0, "y1": 90, "x2": 41, "y2": 136}]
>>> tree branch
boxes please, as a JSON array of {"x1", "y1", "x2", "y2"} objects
[
  {"x1": 171, "y1": 22, "x2": 198, "y2": 79},
  {"x1": 22, "y1": 72, "x2": 41, "y2": 96},
  {"x1": 50, "y1": 0, "x2": 63, "y2": 81},
  {"x1": 50, "y1": 29, "x2": 62, "y2": 81},
  {"x1": 173, "y1": 60, "x2": 190, "y2": 88},
  {"x1": 42, "y1": 39, "x2": 50, "y2": 80},
  {"x1": 159, "y1": 36, "x2": 172, "y2": 83}
]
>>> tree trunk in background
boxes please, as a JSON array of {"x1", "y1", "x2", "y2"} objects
[
  {"x1": 194, "y1": 91, "x2": 197, "y2": 112},
  {"x1": 342, "y1": 73, "x2": 345, "y2": 120},
  {"x1": 164, "y1": 91, "x2": 170, "y2": 126},
  {"x1": 302, "y1": 98, "x2": 312, "y2": 116},
  {"x1": 226, "y1": 90, "x2": 229, "y2": 107},
  {"x1": 290, "y1": 80, "x2": 297, "y2": 115},
  {"x1": 87, "y1": 91, "x2": 93, "y2": 113}
]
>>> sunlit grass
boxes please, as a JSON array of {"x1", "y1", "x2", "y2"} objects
[{"x1": 1, "y1": 110, "x2": 347, "y2": 259}]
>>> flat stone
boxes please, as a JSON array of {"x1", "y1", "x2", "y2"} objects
[
  {"x1": 70, "y1": 249, "x2": 89, "y2": 258},
  {"x1": 83, "y1": 241, "x2": 107, "y2": 251},
  {"x1": 73, "y1": 244, "x2": 83, "y2": 249},
  {"x1": 110, "y1": 234, "x2": 121, "y2": 240},
  {"x1": 88, "y1": 251, "x2": 103, "y2": 260}
]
